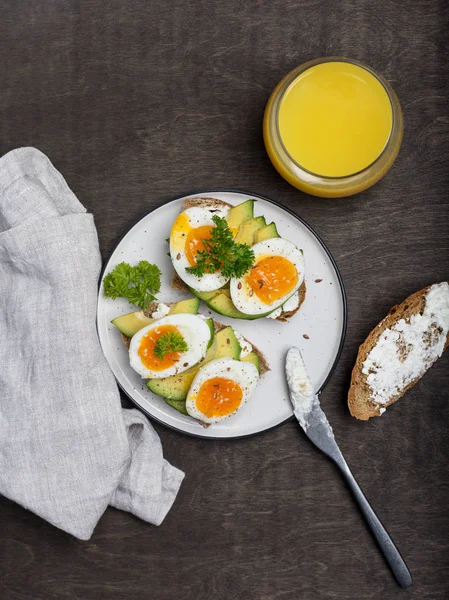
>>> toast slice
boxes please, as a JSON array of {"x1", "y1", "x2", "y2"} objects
[
  {"x1": 348, "y1": 283, "x2": 449, "y2": 420},
  {"x1": 171, "y1": 197, "x2": 306, "y2": 321},
  {"x1": 120, "y1": 300, "x2": 270, "y2": 375}
]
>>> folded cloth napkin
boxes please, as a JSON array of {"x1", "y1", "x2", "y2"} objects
[{"x1": 0, "y1": 147, "x2": 184, "y2": 540}]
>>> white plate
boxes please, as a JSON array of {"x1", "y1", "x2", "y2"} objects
[{"x1": 97, "y1": 190, "x2": 346, "y2": 439}]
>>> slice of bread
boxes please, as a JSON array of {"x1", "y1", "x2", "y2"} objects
[
  {"x1": 348, "y1": 283, "x2": 449, "y2": 420},
  {"x1": 121, "y1": 301, "x2": 270, "y2": 375},
  {"x1": 171, "y1": 196, "x2": 306, "y2": 321}
]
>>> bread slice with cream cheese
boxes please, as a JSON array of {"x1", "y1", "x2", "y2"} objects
[{"x1": 348, "y1": 282, "x2": 449, "y2": 420}]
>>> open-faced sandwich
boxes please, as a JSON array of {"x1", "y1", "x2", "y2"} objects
[
  {"x1": 169, "y1": 197, "x2": 306, "y2": 321},
  {"x1": 349, "y1": 282, "x2": 449, "y2": 420},
  {"x1": 111, "y1": 297, "x2": 269, "y2": 426}
]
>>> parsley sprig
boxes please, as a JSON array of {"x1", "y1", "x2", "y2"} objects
[
  {"x1": 186, "y1": 216, "x2": 255, "y2": 278},
  {"x1": 103, "y1": 261, "x2": 161, "y2": 309},
  {"x1": 154, "y1": 332, "x2": 188, "y2": 359}
]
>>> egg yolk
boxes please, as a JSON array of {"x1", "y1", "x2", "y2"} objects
[
  {"x1": 246, "y1": 255, "x2": 298, "y2": 304},
  {"x1": 170, "y1": 213, "x2": 191, "y2": 251},
  {"x1": 185, "y1": 225, "x2": 214, "y2": 266},
  {"x1": 196, "y1": 377, "x2": 243, "y2": 418},
  {"x1": 170, "y1": 213, "x2": 216, "y2": 268},
  {"x1": 138, "y1": 324, "x2": 185, "y2": 371}
]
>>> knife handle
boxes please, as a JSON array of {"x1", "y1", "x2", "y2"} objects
[{"x1": 337, "y1": 461, "x2": 412, "y2": 588}]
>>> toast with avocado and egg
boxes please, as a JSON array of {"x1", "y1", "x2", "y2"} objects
[
  {"x1": 169, "y1": 197, "x2": 306, "y2": 322},
  {"x1": 348, "y1": 282, "x2": 449, "y2": 420},
  {"x1": 112, "y1": 297, "x2": 268, "y2": 425}
]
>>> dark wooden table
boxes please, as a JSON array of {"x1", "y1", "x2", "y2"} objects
[{"x1": 1, "y1": 1, "x2": 448, "y2": 599}]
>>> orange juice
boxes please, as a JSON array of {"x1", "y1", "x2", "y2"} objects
[
  {"x1": 278, "y1": 62, "x2": 393, "y2": 177},
  {"x1": 263, "y1": 58, "x2": 403, "y2": 197}
]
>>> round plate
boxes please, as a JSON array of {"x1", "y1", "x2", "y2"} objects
[{"x1": 97, "y1": 190, "x2": 347, "y2": 439}]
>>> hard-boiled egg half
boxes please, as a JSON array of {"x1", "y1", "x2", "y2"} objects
[
  {"x1": 186, "y1": 357, "x2": 259, "y2": 424},
  {"x1": 129, "y1": 314, "x2": 212, "y2": 379},
  {"x1": 230, "y1": 238, "x2": 304, "y2": 315},
  {"x1": 170, "y1": 207, "x2": 230, "y2": 291}
]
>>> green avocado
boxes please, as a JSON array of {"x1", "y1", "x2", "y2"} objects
[
  {"x1": 205, "y1": 317, "x2": 215, "y2": 348},
  {"x1": 164, "y1": 397, "x2": 189, "y2": 416},
  {"x1": 189, "y1": 287, "x2": 231, "y2": 303},
  {"x1": 234, "y1": 216, "x2": 266, "y2": 245},
  {"x1": 206, "y1": 293, "x2": 274, "y2": 320},
  {"x1": 254, "y1": 222, "x2": 280, "y2": 244},
  {"x1": 226, "y1": 199, "x2": 255, "y2": 228},
  {"x1": 111, "y1": 297, "x2": 200, "y2": 337},
  {"x1": 147, "y1": 326, "x2": 241, "y2": 402},
  {"x1": 168, "y1": 297, "x2": 200, "y2": 315},
  {"x1": 111, "y1": 311, "x2": 155, "y2": 337},
  {"x1": 241, "y1": 352, "x2": 260, "y2": 373}
]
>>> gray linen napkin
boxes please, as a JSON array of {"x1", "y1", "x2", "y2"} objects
[{"x1": 0, "y1": 147, "x2": 184, "y2": 540}]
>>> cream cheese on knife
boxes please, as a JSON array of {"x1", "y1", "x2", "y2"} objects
[{"x1": 285, "y1": 347, "x2": 317, "y2": 429}]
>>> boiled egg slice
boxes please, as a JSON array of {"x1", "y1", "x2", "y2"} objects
[
  {"x1": 170, "y1": 207, "x2": 230, "y2": 291},
  {"x1": 129, "y1": 314, "x2": 211, "y2": 379},
  {"x1": 186, "y1": 357, "x2": 259, "y2": 424},
  {"x1": 230, "y1": 238, "x2": 304, "y2": 315}
]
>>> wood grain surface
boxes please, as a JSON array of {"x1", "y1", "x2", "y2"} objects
[{"x1": 1, "y1": 1, "x2": 448, "y2": 599}]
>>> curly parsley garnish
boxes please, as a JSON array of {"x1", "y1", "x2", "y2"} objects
[
  {"x1": 186, "y1": 215, "x2": 255, "y2": 278},
  {"x1": 154, "y1": 332, "x2": 188, "y2": 359},
  {"x1": 103, "y1": 261, "x2": 161, "y2": 309}
]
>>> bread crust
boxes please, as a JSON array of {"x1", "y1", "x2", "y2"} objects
[
  {"x1": 171, "y1": 197, "x2": 306, "y2": 321},
  {"x1": 182, "y1": 197, "x2": 232, "y2": 211},
  {"x1": 348, "y1": 284, "x2": 449, "y2": 420},
  {"x1": 275, "y1": 281, "x2": 306, "y2": 322}
]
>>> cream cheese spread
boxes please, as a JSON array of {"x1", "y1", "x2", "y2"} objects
[
  {"x1": 234, "y1": 331, "x2": 252, "y2": 358},
  {"x1": 266, "y1": 291, "x2": 300, "y2": 319},
  {"x1": 151, "y1": 303, "x2": 171, "y2": 319},
  {"x1": 285, "y1": 347, "x2": 315, "y2": 427},
  {"x1": 283, "y1": 291, "x2": 300, "y2": 313}
]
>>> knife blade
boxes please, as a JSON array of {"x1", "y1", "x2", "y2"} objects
[{"x1": 285, "y1": 347, "x2": 412, "y2": 589}]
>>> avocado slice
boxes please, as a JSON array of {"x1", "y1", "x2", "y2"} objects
[
  {"x1": 189, "y1": 287, "x2": 231, "y2": 302},
  {"x1": 168, "y1": 297, "x2": 200, "y2": 315},
  {"x1": 234, "y1": 216, "x2": 266, "y2": 246},
  {"x1": 111, "y1": 297, "x2": 200, "y2": 337},
  {"x1": 254, "y1": 222, "x2": 280, "y2": 244},
  {"x1": 189, "y1": 288, "x2": 218, "y2": 302},
  {"x1": 226, "y1": 199, "x2": 255, "y2": 228},
  {"x1": 111, "y1": 311, "x2": 155, "y2": 337},
  {"x1": 147, "y1": 326, "x2": 241, "y2": 402},
  {"x1": 206, "y1": 293, "x2": 274, "y2": 320},
  {"x1": 205, "y1": 317, "x2": 215, "y2": 348},
  {"x1": 241, "y1": 352, "x2": 260, "y2": 373},
  {"x1": 164, "y1": 397, "x2": 189, "y2": 416}
]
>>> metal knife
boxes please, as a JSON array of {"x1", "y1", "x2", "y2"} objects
[{"x1": 286, "y1": 347, "x2": 412, "y2": 589}]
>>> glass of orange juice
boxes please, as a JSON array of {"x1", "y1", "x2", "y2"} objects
[{"x1": 263, "y1": 57, "x2": 403, "y2": 198}]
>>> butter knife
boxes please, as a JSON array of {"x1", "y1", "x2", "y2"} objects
[{"x1": 286, "y1": 347, "x2": 412, "y2": 589}]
